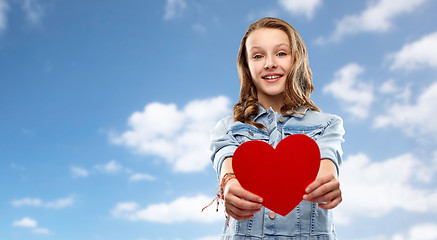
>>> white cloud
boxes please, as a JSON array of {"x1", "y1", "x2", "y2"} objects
[
  {"x1": 336, "y1": 153, "x2": 437, "y2": 225},
  {"x1": 0, "y1": 0, "x2": 9, "y2": 34},
  {"x1": 95, "y1": 160, "x2": 123, "y2": 174},
  {"x1": 0, "y1": 0, "x2": 44, "y2": 33},
  {"x1": 323, "y1": 63, "x2": 374, "y2": 118},
  {"x1": 379, "y1": 79, "x2": 398, "y2": 94},
  {"x1": 374, "y1": 81, "x2": 437, "y2": 139},
  {"x1": 404, "y1": 223, "x2": 437, "y2": 240},
  {"x1": 192, "y1": 23, "x2": 206, "y2": 34},
  {"x1": 11, "y1": 163, "x2": 26, "y2": 171},
  {"x1": 317, "y1": 0, "x2": 428, "y2": 43},
  {"x1": 388, "y1": 31, "x2": 437, "y2": 71},
  {"x1": 378, "y1": 79, "x2": 413, "y2": 107},
  {"x1": 20, "y1": 128, "x2": 34, "y2": 135},
  {"x1": 129, "y1": 173, "x2": 155, "y2": 182},
  {"x1": 45, "y1": 196, "x2": 74, "y2": 209},
  {"x1": 12, "y1": 217, "x2": 52, "y2": 235},
  {"x1": 11, "y1": 196, "x2": 74, "y2": 209},
  {"x1": 70, "y1": 166, "x2": 89, "y2": 178},
  {"x1": 11, "y1": 198, "x2": 42, "y2": 207},
  {"x1": 74, "y1": 161, "x2": 155, "y2": 181},
  {"x1": 111, "y1": 195, "x2": 224, "y2": 223},
  {"x1": 278, "y1": 0, "x2": 322, "y2": 19},
  {"x1": 164, "y1": 0, "x2": 186, "y2": 20},
  {"x1": 13, "y1": 217, "x2": 38, "y2": 228},
  {"x1": 355, "y1": 222, "x2": 437, "y2": 240},
  {"x1": 33, "y1": 227, "x2": 51, "y2": 235},
  {"x1": 111, "y1": 96, "x2": 231, "y2": 172},
  {"x1": 21, "y1": 0, "x2": 44, "y2": 25},
  {"x1": 195, "y1": 236, "x2": 220, "y2": 240}
]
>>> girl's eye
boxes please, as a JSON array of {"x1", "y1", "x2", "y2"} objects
[
  {"x1": 253, "y1": 55, "x2": 263, "y2": 59},
  {"x1": 277, "y1": 52, "x2": 287, "y2": 56}
]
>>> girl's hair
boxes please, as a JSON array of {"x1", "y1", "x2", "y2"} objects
[{"x1": 233, "y1": 17, "x2": 320, "y2": 128}]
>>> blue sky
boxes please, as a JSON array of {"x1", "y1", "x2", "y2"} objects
[{"x1": 1, "y1": 0, "x2": 437, "y2": 239}]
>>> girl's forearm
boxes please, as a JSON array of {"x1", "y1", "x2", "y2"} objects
[
  {"x1": 320, "y1": 159, "x2": 338, "y2": 178},
  {"x1": 220, "y1": 157, "x2": 233, "y2": 179}
]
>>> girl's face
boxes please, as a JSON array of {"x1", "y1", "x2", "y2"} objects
[{"x1": 246, "y1": 28, "x2": 292, "y2": 108}]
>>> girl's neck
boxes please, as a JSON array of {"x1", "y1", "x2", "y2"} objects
[{"x1": 258, "y1": 94, "x2": 284, "y2": 113}]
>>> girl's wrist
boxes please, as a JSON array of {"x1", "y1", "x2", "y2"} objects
[
  {"x1": 201, "y1": 172, "x2": 236, "y2": 216},
  {"x1": 220, "y1": 172, "x2": 236, "y2": 196}
]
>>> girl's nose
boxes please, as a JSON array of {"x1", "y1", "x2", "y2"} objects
[{"x1": 264, "y1": 56, "x2": 277, "y2": 69}]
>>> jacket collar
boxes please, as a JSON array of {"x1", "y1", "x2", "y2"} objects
[{"x1": 254, "y1": 104, "x2": 307, "y2": 121}]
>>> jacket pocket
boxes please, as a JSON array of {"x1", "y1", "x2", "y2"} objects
[
  {"x1": 284, "y1": 125, "x2": 324, "y2": 141},
  {"x1": 230, "y1": 125, "x2": 268, "y2": 144}
]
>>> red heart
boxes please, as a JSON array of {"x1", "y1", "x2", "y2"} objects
[{"x1": 232, "y1": 134, "x2": 320, "y2": 216}]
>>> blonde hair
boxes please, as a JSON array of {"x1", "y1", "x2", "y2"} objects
[{"x1": 233, "y1": 17, "x2": 320, "y2": 128}]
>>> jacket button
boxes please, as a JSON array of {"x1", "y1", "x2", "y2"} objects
[
  {"x1": 278, "y1": 116, "x2": 285, "y2": 122},
  {"x1": 269, "y1": 212, "x2": 276, "y2": 219},
  {"x1": 249, "y1": 130, "x2": 254, "y2": 136}
]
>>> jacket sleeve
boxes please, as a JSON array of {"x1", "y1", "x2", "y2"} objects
[
  {"x1": 316, "y1": 115, "x2": 345, "y2": 176},
  {"x1": 209, "y1": 116, "x2": 240, "y2": 179}
]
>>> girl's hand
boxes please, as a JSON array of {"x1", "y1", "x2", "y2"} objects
[
  {"x1": 223, "y1": 178, "x2": 263, "y2": 221},
  {"x1": 303, "y1": 159, "x2": 342, "y2": 209}
]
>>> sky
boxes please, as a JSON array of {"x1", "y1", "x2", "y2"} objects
[{"x1": 1, "y1": 0, "x2": 437, "y2": 239}]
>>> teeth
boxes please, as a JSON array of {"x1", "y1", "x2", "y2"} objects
[{"x1": 263, "y1": 75, "x2": 280, "y2": 79}]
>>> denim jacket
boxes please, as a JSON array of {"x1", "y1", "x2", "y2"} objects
[{"x1": 209, "y1": 106, "x2": 345, "y2": 240}]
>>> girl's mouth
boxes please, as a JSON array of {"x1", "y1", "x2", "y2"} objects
[{"x1": 262, "y1": 74, "x2": 283, "y2": 82}]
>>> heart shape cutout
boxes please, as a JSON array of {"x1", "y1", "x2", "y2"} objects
[{"x1": 232, "y1": 134, "x2": 320, "y2": 216}]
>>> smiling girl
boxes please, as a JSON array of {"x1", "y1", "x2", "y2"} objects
[{"x1": 209, "y1": 17, "x2": 345, "y2": 239}]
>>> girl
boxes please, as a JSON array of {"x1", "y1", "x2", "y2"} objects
[{"x1": 209, "y1": 17, "x2": 345, "y2": 239}]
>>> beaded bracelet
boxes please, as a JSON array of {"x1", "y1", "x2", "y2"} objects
[
  {"x1": 202, "y1": 172, "x2": 236, "y2": 225},
  {"x1": 219, "y1": 172, "x2": 236, "y2": 198},
  {"x1": 202, "y1": 172, "x2": 235, "y2": 211}
]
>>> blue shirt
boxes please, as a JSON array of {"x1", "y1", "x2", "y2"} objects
[{"x1": 209, "y1": 106, "x2": 345, "y2": 240}]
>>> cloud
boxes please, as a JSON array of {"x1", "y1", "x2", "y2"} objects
[
  {"x1": 0, "y1": 0, "x2": 44, "y2": 34},
  {"x1": 192, "y1": 23, "x2": 206, "y2": 34},
  {"x1": 374, "y1": 81, "x2": 437, "y2": 139},
  {"x1": 195, "y1": 236, "x2": 220, "y2": 240},
  {"x1": 379, "y1": 79, "x2": 398, "y2": 94},
  {"x1": 0, "y1": 0, "x2": 9, "y2": 34},
  {"x1": 317, "y1": 0, "x2": 428, "y2": 43},
  {"x1": 21, "y1": 0, "x2": 44, "y2": 25},
  {"x1": 323, "y1": 63, "x2": 374, "y2": 118},
  {"x1": 72, "y1": 161, "x2": 153, "y2": 182},
  {"x1": 11, "y1": 196, "x2": 74, "y2": 209},
  {"x1": 111, "y1": 195, "x2": 224, "y2": 223},
  {"x1": 278, "y1": 0, "x2": 322, "y2": 19},
  {"x1": 164, "y1": 0, "x2": 186, "y2": 20},
  {"x1": 111, "y1": 96, "x2": 231, "y2": 172},
  {"x1": 400, "y1": 223, "x2": 437, "y2": 240},
  {"x1": 94, "y1": 160, "x2": 123, "y2": 174},
  {"x1": 335, "y1": 152, "x2": 437, "y2": 225},
  {"x1": 11, "y1": 163, "x2": 26, "y2": 171},
  {"x1": 378, "y1": 79, "x2": 413, "y2": 105},
  {"x1": 11, "y1": 198, "x2": 42, "y2": 207},
  {"x1": 13, "y1": 217, "x2": 37, "y2": 228},
  {"x1": 70, "y1": 166, "x2": 89, "y2": 178},
  {"x1": 388, "y1": 31, "x2": 437, "y2": 71},
  {"x1": 45, "y1": 196, "x2": 74, "y2": 209},
  {"x1": 33, "y1": 228, "x2": 51, "y2": 235},
  {"x1": 20, "y1": 128, "x2": 34, "y2": 135},
  {"x1": 129, "y1": 173, "x2": 155, "y2": 182},
  {"x1": 355, "y1": 222, "x2": 437, "y2": 240},
  {"x1": 12, "y1": 217, "x2": 52, "y2": 235}
]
